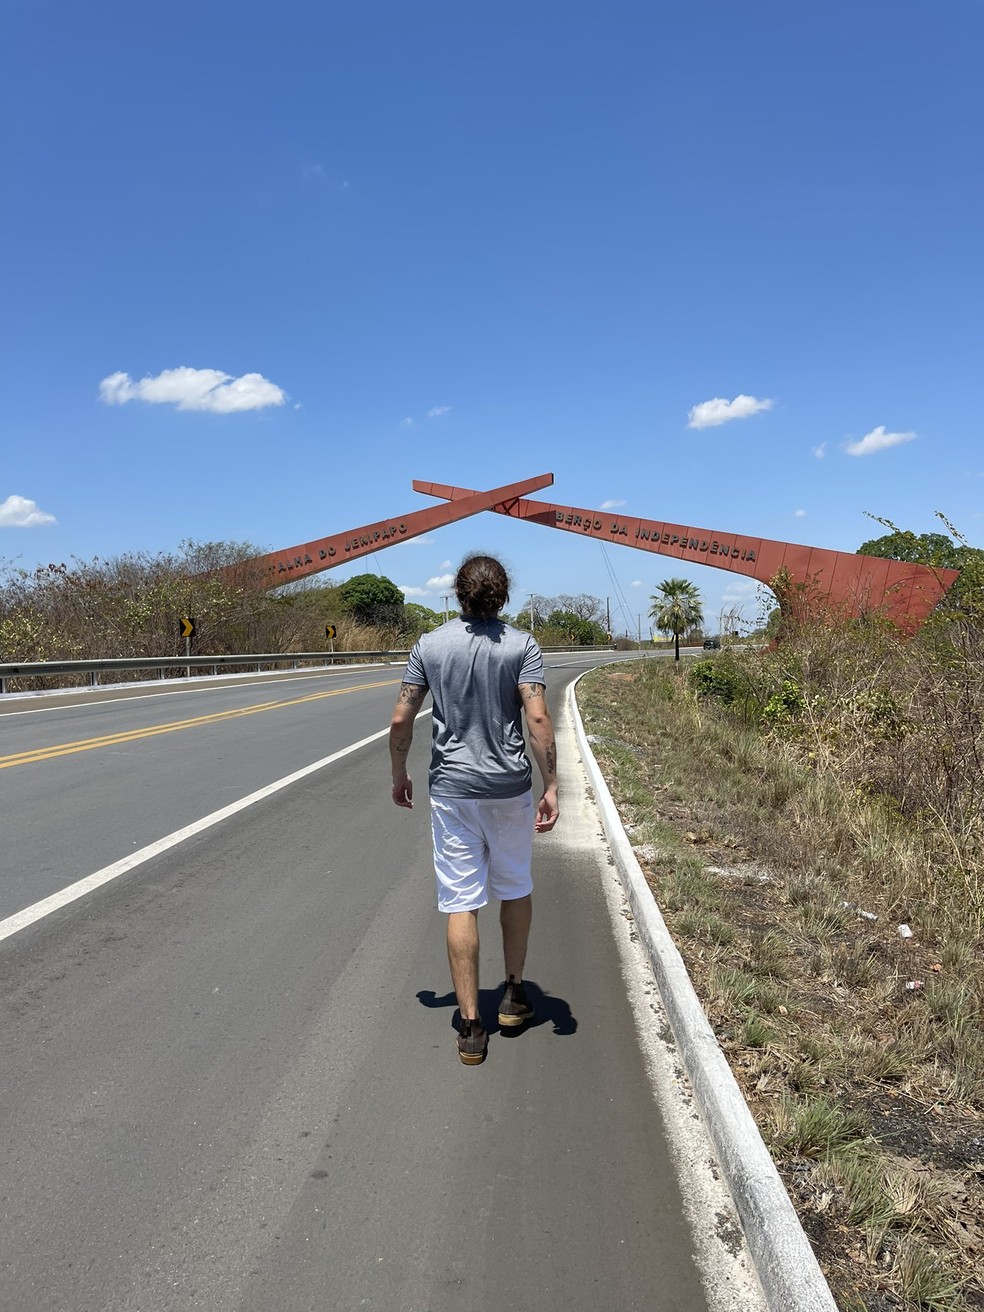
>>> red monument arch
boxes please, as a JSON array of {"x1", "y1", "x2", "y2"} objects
[
  {"x1": 414, "y1": 480, "x2": 959, "y2": 632},
  {"x1": 223, "y1": 473, "x2": 958, "y2": 632},
  {"x1": 229, "y1": 474, "x2": 555, "y2": 587}
]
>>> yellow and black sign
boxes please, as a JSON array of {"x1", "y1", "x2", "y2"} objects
[
  {"x1": 325, "y1": 624, "x2": 337, "y2": 641},
  {"x1": 180, "y1": 617, "x2": 196, "y2": 639}
]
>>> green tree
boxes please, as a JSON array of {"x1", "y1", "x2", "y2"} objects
[
  {"x1": 545, "y1": 609, "x2": 607, "y2": 645},
  {"x1": 649, "y1": 578, "x2": 704, "y2": 662},
  {"x1": 401, "y1": 602, "x2": 445, "y2": 637},
  {"x1": 337, "y1": 573, "x2": 405, "y2": 626},
  {"x1": 858, "y1": 518, "x2": 983, "y2": 612},
  {"x1": 857, "y1": 529, "x2": 961, "y2": 567}
]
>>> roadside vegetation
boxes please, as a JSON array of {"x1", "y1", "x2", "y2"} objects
[
  {"x1": 577, "y1": 569, "x2": 984, "y2": 1311},
  {"x1": 0, "y1": 546, "x2": 616, "y2": 691},
  {"x1": 0, "y1": 545, "x2": 422, "y2": 689}
]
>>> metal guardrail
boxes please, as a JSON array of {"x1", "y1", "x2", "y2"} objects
[
  {"x1": 0, "y1": 651, "x2": 410, "y2": 695},
  {"x1": 0, "y1": 645, "x2": 620, "y2": 695}
]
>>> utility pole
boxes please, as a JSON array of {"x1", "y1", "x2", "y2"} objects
[
  {"x1": 637, "y1": 614, "x2": 642, "y2": 647},
  {"x1": 443, "y1": 594, "x2": 451, "y2": 623},
  {"x1": 606, "y1": 597, "x2": 611, "y2": 633},
  {"x1": 529, "y1": 594, "x2": 535, "y2": 635}
]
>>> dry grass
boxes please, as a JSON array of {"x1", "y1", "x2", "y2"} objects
[
  {"x1": 0, "y1": 549, "x2": 426, "y2": 693},
  {"x1": 578, "y1": 654, "x2": 984, "y2": 1312}
]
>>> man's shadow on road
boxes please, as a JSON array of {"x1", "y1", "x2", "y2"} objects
[{"x1": 416, "y1": 981, "x2": 577, "y2": 1037}]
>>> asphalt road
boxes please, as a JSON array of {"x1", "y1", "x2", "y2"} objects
[{"x1": 0, "y1": 655, "x2": 764, "y2": 1312}]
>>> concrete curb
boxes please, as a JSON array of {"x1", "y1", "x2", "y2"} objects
[{"x1": 569, "y1": 674, "x2": 838, "y2": 1312}]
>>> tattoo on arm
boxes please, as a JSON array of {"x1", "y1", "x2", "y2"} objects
[
  {"x1": 398, "y1": 683, "x2": 426, "y2": 706},
  {"x1": 546, "y1": 743, "x2": 556, "y2": 774},
  {"x1": 392, "y1": 734, "x2": 412, "y2": 758},
  {"x1": 519, "y1": 682, "x2": 546, "y2": 702}
]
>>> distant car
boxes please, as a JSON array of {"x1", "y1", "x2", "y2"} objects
[{"x1": 702, "y1": 637, "x2": 721, "y2": 650}]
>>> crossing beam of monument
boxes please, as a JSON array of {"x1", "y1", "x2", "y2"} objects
[
  {"x1": 220, "y1": 473, "x2": 554, "y2": 589},
  {"x1": 413, "y1": 481, "x2": 959, "y2": 632}
]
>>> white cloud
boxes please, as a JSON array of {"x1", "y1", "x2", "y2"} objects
[
  {"x1": 845, "y1": 425, "x2": 917, "y2": 457},
  {"x1": 687, "y1": 394, "x2": 774, "y2": 429},
  {"x1": 811, "y1": 442, "x2": 827, "y2": 459},
  {"x1": 399, "y1": 417, "x2": 415, "y2": 427},
  {"x1": 599, "y1": 498, "x2": 626, "y2": 510},
  {"x1": 427, "y1": 406, "x2": 451, "y2": 418},
  {"x1": 794, "y1": 508, "x2": 806, "y2": 517},
  {"x1": 99, "y1": 367, "x2": 287, "y2": 414},
  {"x1": 400, "y1": 572, "x2": 457, "y2": 597},
  {"x1": 720, "y1": 580, "x2": 758, "y2": 605},
  {"x1": 0, "y1": 494, "x2": 56, "y2": 527},
  {"x1": 439, "y1": 560, "x2": 452, "y2": 570},
  {"x1": 396, "y1": 535, "x2": 434, "y2": 548},
  {"x1": 630, "y1": 579, "x2": 643, "y2": 588}
]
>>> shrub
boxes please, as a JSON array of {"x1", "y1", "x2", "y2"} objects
[
  {"x1": 761, "y1": 678, "x2": 806, "y2": 733},
  {"x1": 689, "y1": 657, "x2": 743, "y2": 703}
]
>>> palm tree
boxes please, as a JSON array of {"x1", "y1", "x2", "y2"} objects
[{"x1": 649, "y1": 578, "x2": 704, "y2": 662}]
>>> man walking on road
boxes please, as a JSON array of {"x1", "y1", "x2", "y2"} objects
[{"x1": 389, "y1": 554, "x2": 559, "y2": 1066}]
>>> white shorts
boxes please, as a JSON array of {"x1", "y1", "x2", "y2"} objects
[{"x1": 430, "y1": 792, "x2": 535, "y2": 913}]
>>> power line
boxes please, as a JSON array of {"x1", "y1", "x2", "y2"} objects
[{"x1": 599, "y1": 543, "x2": 635, "y2": 637}]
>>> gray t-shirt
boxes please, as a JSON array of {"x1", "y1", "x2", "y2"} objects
[{"x1": 402, "y1": 616, "x2": 545, "y2": 799}]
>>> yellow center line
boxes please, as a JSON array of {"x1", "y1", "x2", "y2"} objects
[{"x1": 0, "y1": 679, "x2": 401, "y2": 770}]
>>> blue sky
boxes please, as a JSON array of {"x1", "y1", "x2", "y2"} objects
[{"x1": 3, "y1": 0, "x2": 982, "y2": 637}]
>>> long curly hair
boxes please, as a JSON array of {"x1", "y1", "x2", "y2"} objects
[{"x1": 454, "y1": 554, "x2": 511, "y2": 618}]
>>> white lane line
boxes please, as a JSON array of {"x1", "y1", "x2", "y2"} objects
[{"x1": 0, "y1": 714, "x2": 423, "y2": 944}]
